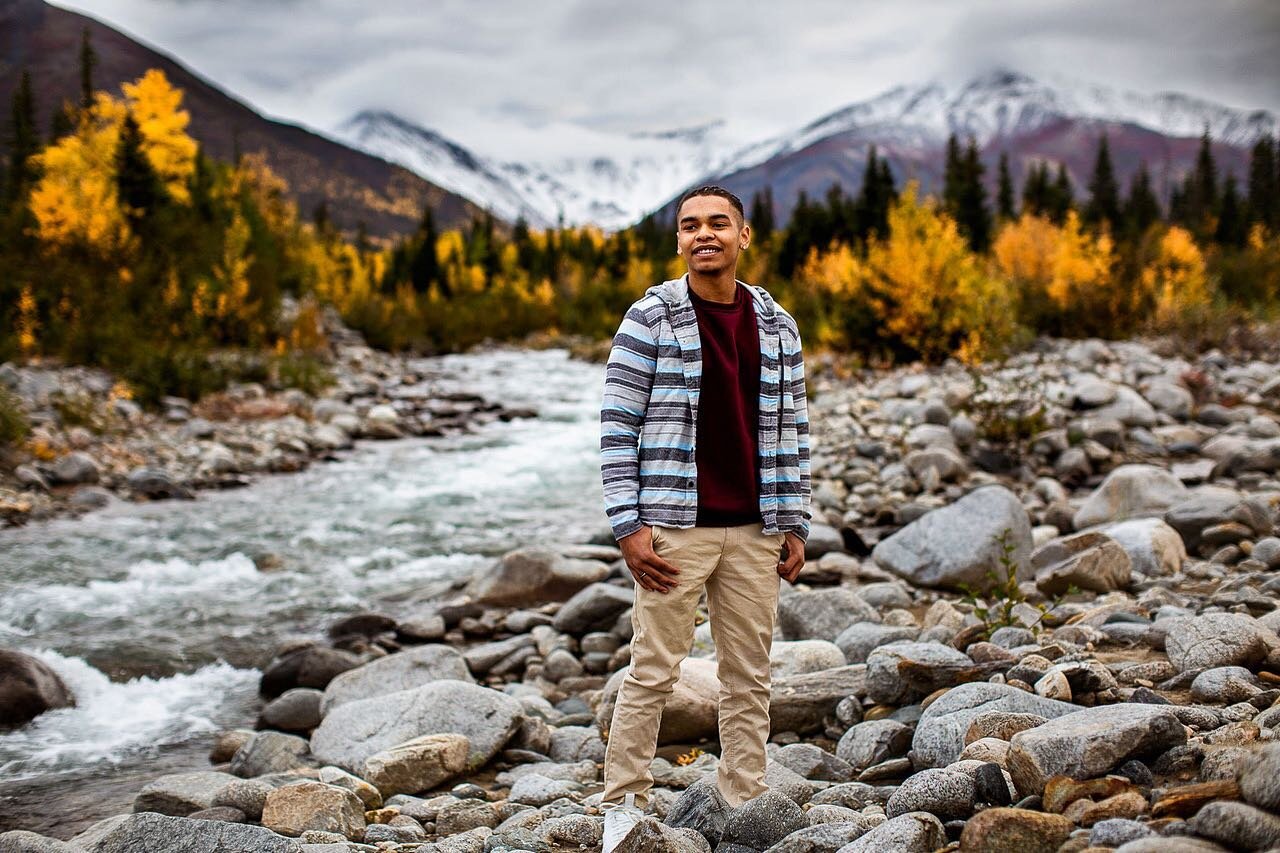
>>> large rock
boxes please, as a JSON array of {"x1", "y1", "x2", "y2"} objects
[
  {"x1": 885, "y1": 767, "x2": 976, "y2": 820},
  {"x1": 1031, "y1": 531, "x2": 1132, "y2": 595},
  {"x1": 768, "y1": 666, "x2": 868, "y2": 735},
  {"x1": 1007, "y1": 704, "x2": 1187, "y2": 795},
  {"x1": 74, "y1": 813, "x2": 303, "y2": 852},
  {"x1": 260, "y1": 781, "x2": 366, "y2": 841},
  {"x1": 1163, "y1": 489, "x2": 1244, "y2": 552},
  {"x1": 1164, "y1": 613, "x2": 1280, "y2": 673},
  {"x1": 50, "y1": 451, "x2": 100, "y2": 485},
  {"x1": 872, "y1": 486, "x2": 1033, "y2": 591},
  {"x1": 1097, "y1": 518, "x2": 1186, "y2": 577},
  {"x1": 834, "y1": 623, "x2": 919, "y2": 665},
  {"x1": 259, "y1": 645, "x2": 363, "y2": 699},
  {"x1": 912, "y1": 683, "x2": 1076, "y2": 769},
  {"x1": 320, "y1": 645, "x2": 472, "y2": 716},
  {"x1": 959, "y1": 807, "x2": 1074, "y2": 853},
  {"x1": 0, "y1": 649, "x2": 74, "y2": 730},
  {"x1": 362, "y1": 733, "x2": 470, "y2": 797},
  {"x1": 1192, "y1": 801, "x2": 1280, "y2": 851},
  {"x1": 718, "y1": 791, "x2": 806, "y2": 850},
  {"x1": 836, "y1": 719, "x2": 913, "y2": 772},
  {"x1": 866, "y1": 642, "x2": 974, "y2": 705},
  {"x1": 662, "y1": 779, "x2": 731, "y2": 846},
  {"x1": 465, "y1": 548, "x2": 611, "y2": 606},
  {"x1": 310, "y1": 680, "x2": 522, "y2": 774},
  {"x1": 835, "y1": 812, "x2": 945, "y2": 852},
  {"x1": 260, "y1": 688, "x2": 323, "y2": 732},
  {"x1": 597, "y1": 658, "x2": 718, "y2": 744},
  {"x1": 0, "y1": 831, "x2": 82, "y2": 852},
  {"x1": 133, "y1": 771, "x2": 239, "y2": 817},
  {"x1": 230, "y1": 732, "x2": 315, "y2": 778},
  {"x1": 551, "y1": 583, "x2": 635, "y2": 634},
  {"x1": 769, "y1": 641, "x2": 846, "y2": 677},
  {"x1": 1238, "y1": 742, "x2": 1280, "y2": 811},
  {"x1": 777, "y1": 589, "x2": 879, "y2": 641},
  {"x1": 1073, "y1": 464, "x2": 1189, "y2": 529}
]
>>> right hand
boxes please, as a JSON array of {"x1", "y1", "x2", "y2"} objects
[{"x1": 619, "y1": 525, "x2": 681, "y2": 594}]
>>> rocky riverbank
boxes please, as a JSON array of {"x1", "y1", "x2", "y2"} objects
[
  {"x1": 4, "y1": 333, "x2": 1280, "y2": 852},
  {"x1": 0, "y1": 328, "x2": 537, "y2": 529}
]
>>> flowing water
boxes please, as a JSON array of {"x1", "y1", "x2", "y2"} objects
[{"x1": 0, "y1": 348, "x2": 607, "y2": 837}]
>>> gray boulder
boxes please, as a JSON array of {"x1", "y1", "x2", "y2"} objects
[
  {"x1": 1238, "y1": 742, "x2": 1280, "y2": 811},
  {"x1": 133, "y1": 771, "x2": 239, "y2": 817},
  {"x1": 1007, "y1": 704, "x2": 1187, "y2": 795},
  {"x1": 1164, "y1": 613, "x2": 1280, "y2": 673},
  {"x1": 466, "y1": 548, "x2": 611, "y2": 606},
  {"x1": 0, "y1": 832, "x2": 80, "y2": 852},
  {"x1": 865, "y1": 642, "x2": 973, "y2": 705},
  {"x1": 835, "y1": 720, "x2": 912, "y2": 772},
  {"x1": 320, "y1": 644, "x2": 472, "y2": 716},
  {"x1": 777, "y1": 589, "x2": 879, "y2": 642},
  {"x1": 50, "y1": 451, "x2": 99, "y2": 485},
  {"x1": 912, "y1": 682, "x2": 1076, "y2": 768},
  {"x1": 833, "y1": 811, "x2": 945, "y2": 852},
  {"x1": 719, "y1": 791, "x2": 807, "y2": 851},
  {"x1": 872, "y1": 486, "x2": 1033, "y2": 591},
  {"x1": 834, "y1": 623, "x2": 919, "y2": 665},
  {"x1": 1190, "y1": 801, "x2": 1280, "y2": 851},
  {"x1": 1031, "y1": 531, "x2": 1132, "y2": 595},
  {"x1": 1073, "y1": 464, "x2": 1189, "y2": 529},
  {"x1": 1097, "y1": 517, "x2": 1186, "y2": 577},
  {"x1": 884, "y1": 768, "x2": 976, "y2": 820},
  {"x1": 551, "y1": 583, "x2": 635, "y2": 634},
  {"x1": 75, "y1": 813, "x2": 303, "y2": 852},
  {"x1": 260, "y1": 688, "x2": 323, "y2": 732},
  {"x1": 230, "y1": 732, "x2": 315, "y2": 778},
  {"x1": 663, "y1": 778, "x2": 731, "y2": 847},
  {"x1": 310, "y1": 680, "x2": 522, "y2": 773}
]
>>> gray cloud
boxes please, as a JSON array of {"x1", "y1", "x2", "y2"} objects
[{"x1": 50, "y1": 0, "x2": 1280, "y2": 159}]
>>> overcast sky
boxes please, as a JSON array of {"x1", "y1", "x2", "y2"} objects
[{"x1": 51, "y1": 0, "x2": 1280, "y2": 161}]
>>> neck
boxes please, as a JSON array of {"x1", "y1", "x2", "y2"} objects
[{"x1": 687, "y1": 268, "x2": 738, "y2": 303}]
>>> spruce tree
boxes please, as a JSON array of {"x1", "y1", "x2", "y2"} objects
[
  {"x1": 1182, "y1": 128, "x2": 1218, "y2": 235},
  {"x1": 1022, "y1": 161, "x2": 1049, "y2": 217},
  {"x1": 942, "y1": 133, "x2": 963, "y2": 216},
  {"x1": 749, "y1": 187, "x2": 775, "y2": 242},
  {"x1": 1246, "y1": 135, "x2": 1276, "y2": 229},
  {"x1": 778, "y1": 190, "x2": 813, "y2": 277},
  {"x1": 1215, "y1": 175, "x2": 1246, "y2": 247},
  {"x1": 115, "y1": 110, "x2": 164, "y2": 230},
  {"x1": 79, "y1": 27, "x2": 97, "y2": 111},
  {"x1": 7, "y1": 70, "x2": 38, "y2": 201},
  {"x1": 1084, "y1": 133, "x2": 1121, "y2": 229},
  {"x1": 1049, "y1": 163, "x2": 1074, "y2": 224},
  {"x1": 996, "y1": 151, "x2": 1016, "y2": 220},
  {"x1": 49, "y1": 101, "x2": 75, "y2": 140},
  {"x1": 1122, "y1": 162, "x2": 1161, "y2": 237},
  {"x1": 956, "y1": 138, "x2": 992, "y2": 252}
]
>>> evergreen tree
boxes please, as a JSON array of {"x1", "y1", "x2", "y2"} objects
[
  {"x1": 49, "y1": 100, "x2": 75, "y2": 141},
  {"x1": 778, "y1": 190, "x2": 813, "y2": 277},
  {"x1": 6, "y1": 70, "x2": 39, "y2": 202},
  {"x1": 1084, "y1": 133, "x2": 1121, "y2": 229},
  {"x1": 410, "y1": 207, "x2": 440, "y2": 294},
  {"x1": 951, "y1": 138, "x2": 992, "y2": 252},
  {"x1": 1246, "y1": 135, "x2": 1277, "y2": 229},
  {"x1": 1181, "y1": 128, "x2": 1218, "y2": 235},
  {"x1": 942, "y1": 133, "x2": 963, "y2": 215},
  {"x1": 114, "y1": 110, "x2": 165, "y2": 231},
  {"x1": 749, "y1": 187, "x2": 775, "y2": 242},
  {"x1": 189, "y1": 146, "x2": 214, "y2": 221},
  {"x1": 1048, "y1": 163, "x2": 1074, "y2": 224},
  {"x1": 1021, "y1": 161, "x2": 1050, "y2": 218},
  {"x1": 996, "y1": 151, "x2": 1016, "y2": 220},
  {"x1": 311, "y1": 199, "x2": 331, "y2": 236},
  {"x1": 855, "y1": 147, "x2": 893, "y2": 241},
  {"x1": 1122, "y1": 162, "x2": 1161, "y2": 237},
  {"x1": 1215, "y1": 174, "x2": 1246, "y2": 247},
  {"x1": 824, "y1": 182, "x2": 855, "y2": 246},
  {"x1": 79, "y1": 27, "x2": 97, "y2": 111}
]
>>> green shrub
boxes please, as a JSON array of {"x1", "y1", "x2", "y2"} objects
[{"x1": 0, "y1": 387, "x2": 29, "y2": 446}]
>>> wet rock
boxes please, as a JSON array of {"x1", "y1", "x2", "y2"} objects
[
  {"x1": 1007, "y1": 704, "x2": 1187, "y2": 795},
  {"x1": 310, "y1": 680, "x2": 522, "y2": 773},
  {"x1": 125, "y1": 467, "x2": 193, "y2": 500},
  {"x1": 871, "y1": 485, "x2": 1033, "y2": 591},
  {"x1": 133, "y1": 771, "x2": 239, "y2": 817},
  {"x1": 260, "y1": 645, "x2": 363, "y2": 698},
  {"x1": 0, "y1": 649, "x2": 75, "y2": 730},
  {"x1": 466, "y1": 548, "x2": 611, "y2": 606}
]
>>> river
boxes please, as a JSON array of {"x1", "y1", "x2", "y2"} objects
[{"x1": 0, "y1": 347, "x2": 608, "y2": 838}]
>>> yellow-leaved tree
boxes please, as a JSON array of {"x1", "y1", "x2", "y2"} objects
[
  {"x1": 121, "y1": 69, "x2": 197, "y2": 202},
  {"x1": 861, "y1": 182, "x2": 1015, "y2": 363},
  {"x1": 1140, "y1": 225, "x2": 1212, "y2": 330}
]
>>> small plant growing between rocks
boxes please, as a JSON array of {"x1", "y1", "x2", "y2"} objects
[
  {"x1": 0, "y1": 387, "x2": 30, "y2": 447},
  {"x1": 960, "y1": 527, "x2": 1064, "y2": 638},
  {"x1": 675, "y1": 747, "x2": 704, "y2": 766},
  {"x1": 961, "y1": 359, "x2": 1050, "y2": 458}
]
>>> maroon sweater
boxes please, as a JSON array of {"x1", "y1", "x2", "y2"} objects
[{"x1": 689, "y1": 282, "x2": 762, "y2": 526}]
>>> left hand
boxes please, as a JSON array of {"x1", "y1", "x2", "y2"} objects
[{"x1": 777, "y1": 532, "x2": 805, "y2": 584}]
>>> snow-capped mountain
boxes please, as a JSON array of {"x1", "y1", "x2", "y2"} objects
[
  {"x1": 716, "y1": 68, "x2": 1276, "y2": 179},
  {"x1": 339, "y1": 68, "x2": 1275, "y2": 231},
  {"x1": 337, "y1": 111, "x2": 740, "y2": 230}
]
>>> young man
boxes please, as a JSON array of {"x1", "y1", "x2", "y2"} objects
[{"x1": 598, "y1": 185, "x2": 811, "y2": 850}]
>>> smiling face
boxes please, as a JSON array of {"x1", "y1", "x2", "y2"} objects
[{"x1": 676, "y1": 194, "x2": 750, "y2": 276}]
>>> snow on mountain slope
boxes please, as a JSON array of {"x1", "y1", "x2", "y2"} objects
[{"x1": 340, "y1": 69, "x2": 1275, "y2": 230}]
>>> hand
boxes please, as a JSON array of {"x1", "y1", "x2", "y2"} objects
[
  {"x1": 777, "y1": 532, "x2": 805, "y2": 584},
  {"x1": 619, "y1": 525, "x2": 681, "y2": 594}
]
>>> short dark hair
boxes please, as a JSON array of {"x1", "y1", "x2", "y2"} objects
[{"x1": 675, "y1": 185, "x2": 745, "y2": 224}]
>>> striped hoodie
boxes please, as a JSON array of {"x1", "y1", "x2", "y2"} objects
[{"x1": 600, "y1": 274, "x2": 811, "y2": 543}]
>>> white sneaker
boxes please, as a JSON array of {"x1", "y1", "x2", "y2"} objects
[{"x1": 601, "y1": 792, "x2": 642, "y2": 853}]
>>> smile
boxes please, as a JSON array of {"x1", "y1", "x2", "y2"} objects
[{"x1": 693, "y1": 247, "x2": 720, "y2": 255}]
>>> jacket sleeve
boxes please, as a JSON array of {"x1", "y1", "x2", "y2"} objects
[
  {"x1": 784, "y1": 322, "x2": 812, "y2": 541},
  {"x1": 600, "y1": 304, "x2": 657, "y2": 541}
]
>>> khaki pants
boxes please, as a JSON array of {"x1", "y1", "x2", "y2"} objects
[{"x1": 601, "y1": 522, "x2": 785, "y2": 809}]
